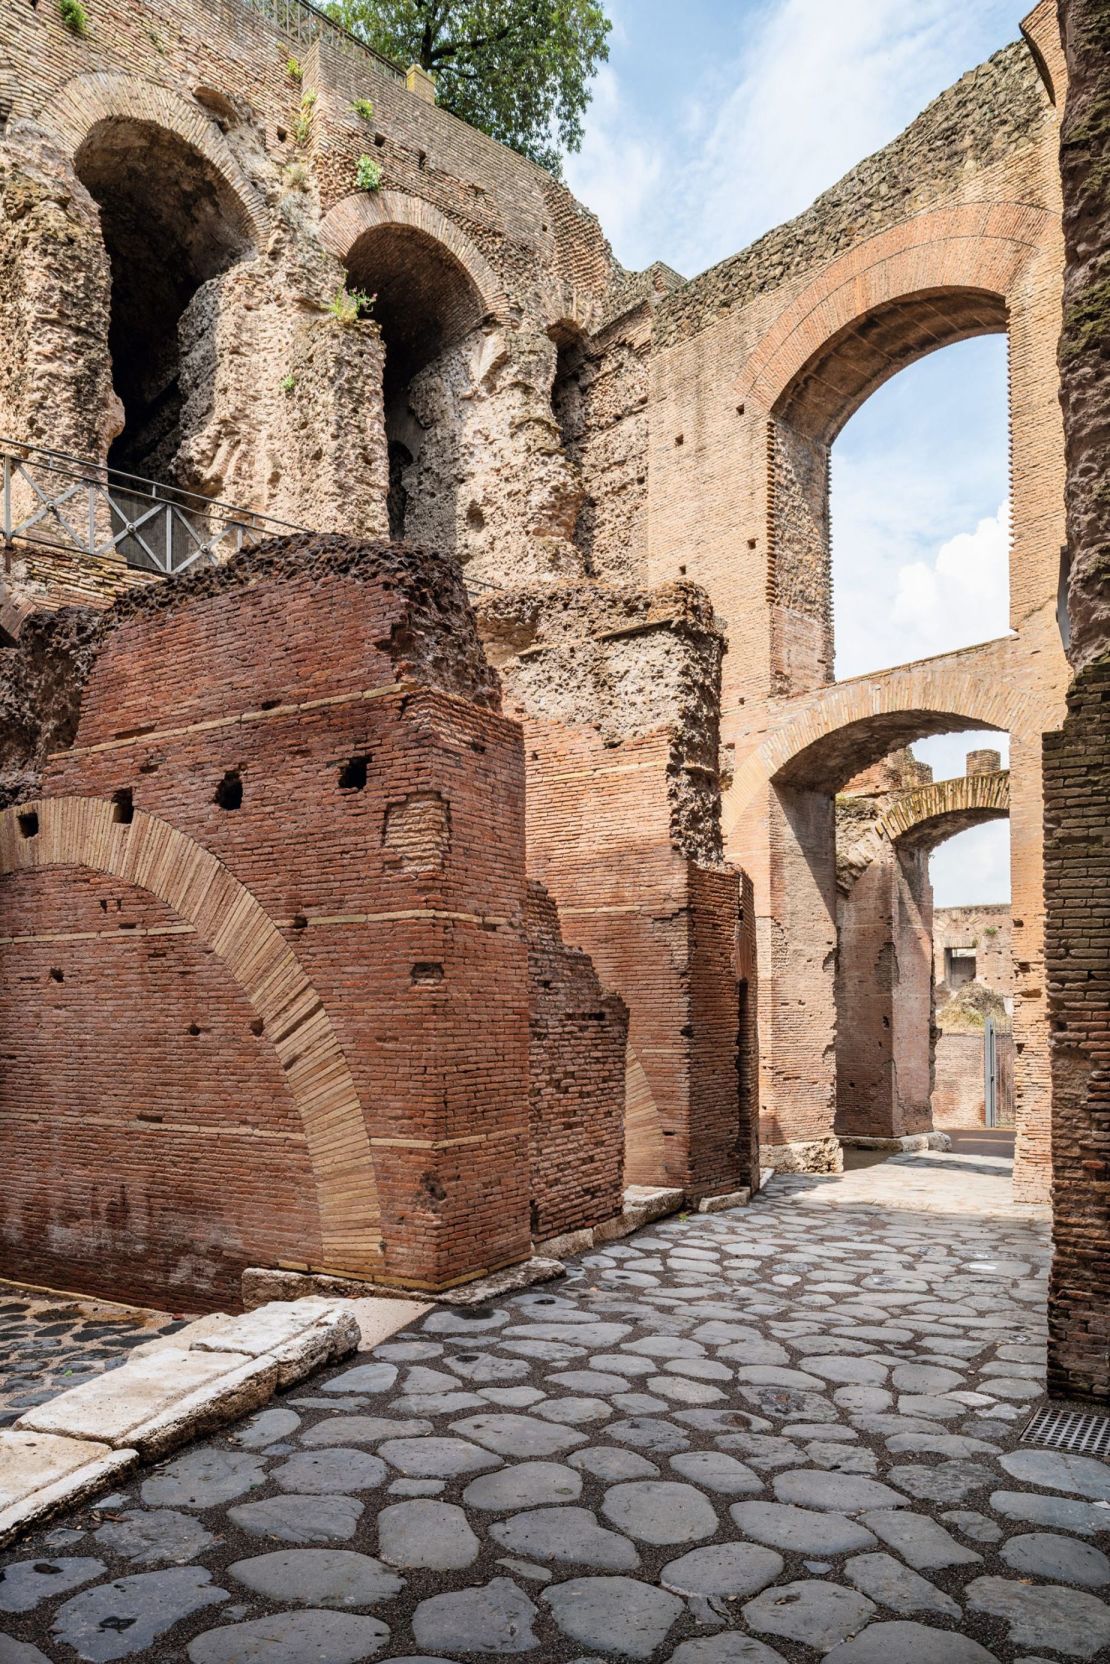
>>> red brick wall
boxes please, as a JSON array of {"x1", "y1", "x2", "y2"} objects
[
  {"x1": 0, "y1": 866, "x2": 318, "y2": 1309},
  {"x1": 1045, "y1": 661, "x2": 1110, "y2": 1402},
  {"x1": 520, "y1": 720, "x2": 748, "y2": 1200},
  {"x1": 526, "y1": 880, "x2": 626, "y2": 1241},
  {"x1": 933, "y1": 1032, "x2": 986, "y2": 1129},
  {"x1": 0, "y1": 538, "x2": 533, "y2": 1307}
]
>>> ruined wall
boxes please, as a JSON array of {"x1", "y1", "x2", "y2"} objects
[
  {"x1": 933, "y1": 904, "x2": 1014, "y2": 994},
  {"x1": 0, "y1": 0, "x2": 629, "y2": 612},
  {"x1": 644, "y1": 22, "x2": 1067, "y2": 1187},
  {"x1": 1045, "y1": 660, "x2": 1110, "y2": 1400},
  {"x1": 0, "y1": 535, "x2": 535, "y2": 1308},
  {"x1": 835, "y1": 844, "x2": 934, "y2": 1142},
  {"x1": 477, "y1": 581, "x2": 754, "y2": 1201},
  {"x1": 526, "y1": 881, "x2": 627, "y2": 1242}
]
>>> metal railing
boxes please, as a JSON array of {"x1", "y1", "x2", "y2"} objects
[
  {"x1": 239, "y1": 0, "x2": 405, "y2": 79},
  {"x1": 1, "y1": 440, "x2": 306, "y2": 577}
]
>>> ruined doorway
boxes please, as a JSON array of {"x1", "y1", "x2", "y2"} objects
[
  {"x1": 75, "y1": 119, "x2": 255, "y2": 483},
  {"x1": 344, "y1": 224, "x2": 485, "y2": 548}
]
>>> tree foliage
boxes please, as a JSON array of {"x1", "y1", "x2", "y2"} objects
[{"x1": 323, "y1": 0, "x2": 610, "y2": 175}]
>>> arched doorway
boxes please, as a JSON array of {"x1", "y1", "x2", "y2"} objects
[{"x1": 834, "y1": 747, "x2": 1012, "y2": 1145}]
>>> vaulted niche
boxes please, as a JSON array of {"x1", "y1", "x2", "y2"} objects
[
  {"x1": 75, "y1": 119, "x2": 254, "y2": 481},
  {"x1": 769, "y1": 289, "x2": 1009, "y2": 693},
  {"x1": 344, "y1": 224, "x2": 485, "y2": 544}
]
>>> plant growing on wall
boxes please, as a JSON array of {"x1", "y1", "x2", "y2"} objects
[
  {"x1": 351, "y1": 97, "x2": 375, "y2": 123},
  {"x1": 286, "y1": 55, "x2": 303, "y2": 82},
  {"x1": 323, "y1": 0, "x2": 610, "y2": 175},
  {"x1": 328, "y1": 286, "x2": 376, "y2": 325},
  {"x1": 293, "y1": 88, "x2": 318, "y2": 147},
  {"x1": 59, "y1": 0, "x2": 89, "y2": 34},
  {"x1": 355, "y1": 154, "x2": 383, "y2": 192}
]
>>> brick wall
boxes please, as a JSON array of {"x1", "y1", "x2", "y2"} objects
[
  {"x1": 1045, "y1": 661, "x2": 1110, "y2": 1402},
  {"x1": 0, "y1": 535, "x2": 537, "y2": 1308},
  {"x1": 526, "y1": 880, "x2": 626, "y2": 1241},
  {"x1": 478, "y1": 584, "x2": 755, "y2": 1201}
]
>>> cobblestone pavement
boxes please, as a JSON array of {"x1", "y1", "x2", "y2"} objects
[
  {"x1": 4, "y1": 1154, "x2": 1110, "y2": 1664},
  {"x1": 0, "y1": 1286, "x2": 188, "y2": 1428}
]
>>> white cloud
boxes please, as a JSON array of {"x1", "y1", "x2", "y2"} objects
[{"x1": 890, "y1": 500, "x2": 1012, "y2": 663}]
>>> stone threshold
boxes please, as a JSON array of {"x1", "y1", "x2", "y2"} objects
[
  {"x1": 0, "y1": 1297, "x2": 381, "y2": 1549},
  {"x1": 840, "y1": 1133, "x2": 953, "y2": 1153}
]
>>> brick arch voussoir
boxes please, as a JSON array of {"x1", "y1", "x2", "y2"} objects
[
  {"x1": 40, "y1": 71, "x2": 271, "y2": 248},
  {"x1": 738, "y1": 203, "x2": 1055, "y2": 419},
  {"x1": 320, "y1": 190, "x2": 508, "y2": 323},
  {"x1": 0, "y1": 797, "x2": 380, "y2": 1270}
]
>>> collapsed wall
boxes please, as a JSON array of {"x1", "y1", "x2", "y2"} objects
[
  {"x1": 478, "y1": 580, "x2": 757, "y2": 1202},
  {"x1": 0, "y1": 535, "x2": 626, "y2": 1308}
]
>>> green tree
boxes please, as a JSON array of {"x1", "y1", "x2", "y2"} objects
[{"x1": 323, "y1": 0, "x2": 610, "y2": 175}]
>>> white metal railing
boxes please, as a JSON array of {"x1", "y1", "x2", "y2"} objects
[
  {"x1": 239, "y1": 0, "x2": 405, "y2": 78},
  {"x1": 1, "y1": 440, "x2": 306, "y2": 576}
]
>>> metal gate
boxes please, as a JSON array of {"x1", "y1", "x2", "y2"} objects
[{"x1": 983, "y1": 1015, "x2": 1014, "y2": 1127}]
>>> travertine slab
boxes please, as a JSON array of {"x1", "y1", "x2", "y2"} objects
[{"x1": 0, "y1": 1430, "x2": 137, "y2": 1547}]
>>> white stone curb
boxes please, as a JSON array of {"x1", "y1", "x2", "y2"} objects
[{"x1": 0, "y1": 1299, "x2": 358, "y2": 1548}]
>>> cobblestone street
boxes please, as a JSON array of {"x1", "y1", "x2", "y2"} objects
[{"x1": 3, "y1": 1154, "x2": 1109, "y2": 1664}]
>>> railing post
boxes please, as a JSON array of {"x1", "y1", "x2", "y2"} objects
[
  {"x1": 165, "y1": 503, "x2": 174, "y2": 574},
  {"x1": 2, "y1": 456, "x2": 10, "y2": 547},
  {"x1": 87, "y1": 480, "x2": 97, "y2": 554}
]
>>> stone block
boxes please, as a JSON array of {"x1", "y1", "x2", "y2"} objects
[
  {"x1": 15, "y1": 1348, "x2": 278, "y2": 1460},
  {"x1": 698, "y1": 1188, "x2": 751, "y2": 1213},
  {"x1": 0, "y1": 1430, "x2": 137, "y2": 1548}
]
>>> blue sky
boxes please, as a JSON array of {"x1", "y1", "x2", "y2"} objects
[{"x1": 565, "y1": 0, "x2": 1023, "y2": 907}]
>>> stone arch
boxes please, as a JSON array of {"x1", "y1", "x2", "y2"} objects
[
  {"x1": 880, "y1": 769, "x2": 1010, "y2": 850},
  {"x1": 738, "y1": 203, "x2": 1053, "y2": 426},
  {"x1": 319, "y1": 191, "x2": 506, "y2": 323},
  {"x1": 39, "y1": 72, "x2": 269, "y2": 245},
  {"x1": 0, "y1": 796, "x2": 381, "y2": 1272}
]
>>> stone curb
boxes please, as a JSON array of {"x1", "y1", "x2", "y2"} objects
[{"x1": 0, "y1": 1299, "x2": 359, "y2": 1549}]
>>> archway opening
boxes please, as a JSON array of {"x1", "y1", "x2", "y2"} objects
[
  {"x1": 833, "y1": 733, "x2": 1012, "y2": 1150},
  {"x1": 75, "y1": 119, "x2": 255, "y2": 481},
  {"x1": 769, "y1": 289, "x2": 1010, "y2": 693},
  {"x1": 344, "y1": 224, "x2": 485, "y2": 545}
]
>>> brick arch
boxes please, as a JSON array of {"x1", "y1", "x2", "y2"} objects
[
  {"x1": 880, "y1": 769, "x2": 1010, "y2": 851},
  {"x1": 722, "y1": 640, "x2": 1056, "y2": 844},
  {"x1": 738, "y1": 202, "x2": 1055, "y2": 432},
  {"x1": 38, "y1": 71, "x2": 270, "y2": 246},
  {"x1": 0, "y1": 796, "x2": 381, "y2": 1272},
  {"x1": 319, "y1": 190, "x2": 507, "y2": 322}
]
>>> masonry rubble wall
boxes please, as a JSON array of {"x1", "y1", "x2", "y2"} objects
[
  {"x1": 0, "y1": 535, "x2": 542, "y2": 1308},
  {"x1": 526, "y1": 880, "x2": 627, "y2": 1241}
]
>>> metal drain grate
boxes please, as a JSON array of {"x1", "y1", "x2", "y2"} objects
[{"x1": 1023, "y1": 1406, "x2": 1110, "y2": 1457}]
